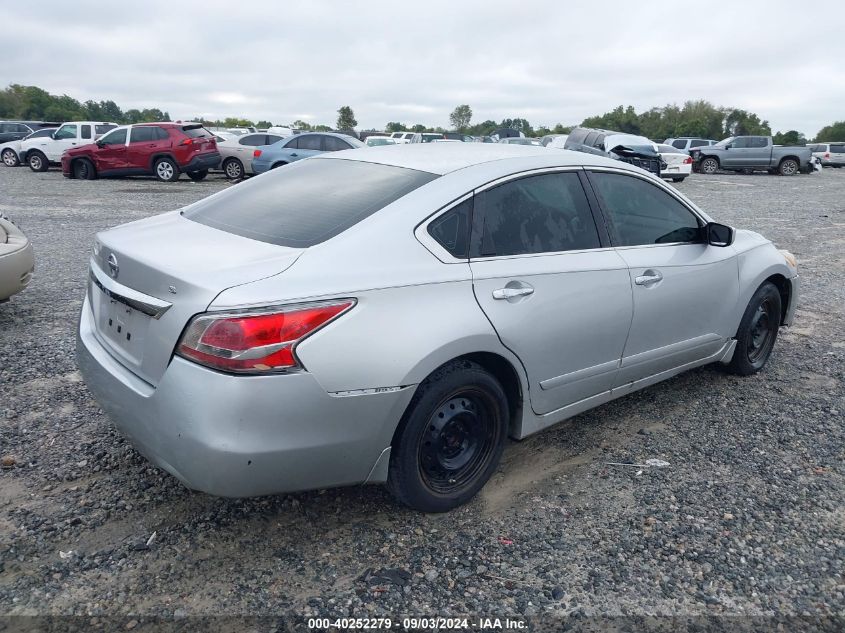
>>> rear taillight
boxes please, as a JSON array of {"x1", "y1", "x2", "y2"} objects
[
  {"x1": 177, "y1": 300, "x2": 355, "y2": 373},
  {"x1": 253, "y1": 149, "x2": 262, "y2": 158},
  {"x1": 825, "y1": 153, "x2": 830, "y2": 159},
  {"x1": 683, "y1": 156, "x2": 693, "y2": 164}
]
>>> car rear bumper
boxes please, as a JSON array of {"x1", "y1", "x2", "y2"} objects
[
  {"x1": 0, "y1": 238, "x2": 35, "y2": 301},
  {"x1": 182, "y1": 152, "x2": 221, "y2": 172},
  {"x1": 76, "y1": 296, "x2": 414, "y2": 497}
]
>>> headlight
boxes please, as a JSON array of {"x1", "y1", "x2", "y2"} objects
[{"x1": 779, "y1": 249, "x2": 797, "y2": 269}]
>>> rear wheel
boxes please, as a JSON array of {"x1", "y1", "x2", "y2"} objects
[
  {"x1": 187, "y1": 169, "x2": 208, "y2": 181},
  {"x1": 700, "y1": 157, "x2": 719, "y2": 175},
  {"x1": 73, "y1": 158, "x2": 96, "y2": 180},
  {"x1": 154, "y1": 157, "x2": 179, "y2": 182},
  {"x1": 671, "y1": 177, "x2": 684, "y2": 183},
  {"x1": 388, "y1": 360, "x2": 508, "y2": 512},
  {"x1": 726, "y1": 282, "x2": 782, "y2": 376},
  {"x1": 2, "y1": 148, "x2": 19, "y2": 167},
  {"x1": 222, "y1": 158, "x2": 243, "y2": 179},
  {"x1": 28, "y1": 151, "x2": 48, "y2": 172},
  {"x1": 778, "y1": 159, "x2": 798, "y2": 176}
]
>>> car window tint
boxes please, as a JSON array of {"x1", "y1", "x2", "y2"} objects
[
  {"x1": 238, "y1": 134, "x2": 264, "y2": 146},
  {"x1": 32, "y1": 128, "x2": 55, "y2": 138},
  {"x1": 183, "y1": 159, "x2": 438, "y2": 248},
  {"x1": 671, "y1": 139, "x2": 687, "y2": 149},
  {"x1": 323, "y1": 136, "x2": 351, "y2": 151},
  {"x1": 298, "y1": 135, "x2": 323, "y2": 151},
  {"x1": 267, "y1": 135, "x2": 283, "y2": 144},
  {"x1": 590, "y1": 172, "x2": 701, "y2": 246},
  {"x1": 428, "y1": 198, "x2": 471, "y2": 258},
  {"x1": 473, "y1": 172, "x2": 600, "y2": 257},
  {"x1": 100, "y1": 128, "x2": 127, "y2": 145},
  {"x1": 830, "y1": 145, "x2": 845, "y2": 153},
  {"x1": 593, "y1": 134, "x2": 605, "y2": 150},
  {"x1": 182, "y1": 125, "x2": 210, "y2": 138},
  {"x1": 95, "y1": 124, "x2": 117, "y2": 135},
  {"x1": 80, "y1": 125, "x2": 92, "y2": 139},
  {"x1": 731, "y1": 138, "x2": 750, "y2": 149},
  {"x1": 749, "y1": 137, "x2": 768, "y2": 148},
  {"x1": 54, "y1": 125, "x2": 77, "y2": 140},
  {"x1": 129, "y1": 127, "x2": 153, "y2": 143},
  {"x1": 284, "y1": 136, "x2": 300, "y2": 149},
  {"x1": 583, "y1": 132, "x2": 598, "y2": 147}
]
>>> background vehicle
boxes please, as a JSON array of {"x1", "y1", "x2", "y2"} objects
[
  {"x1": 655, "y1": 143, "x2": 693, "y2": 182},
  {"x1": 251, "y1": 132, "x2": 363, "y2": 173},
  {"x1": 22, "y1": 121, "x2": 118, "y2": 171},
  {"x1": 61, "y1": 123, "x2": 220, "y2": 182},
  {"x1": 545, "y1": 134, "x2": 569, "y2": 149},
  {"x1": 540, "y1": 134, "x2": 568, "y2": 147},
  {"x1": 664, "y1": 137, "x2": 718, "y2": 152},
  {"x1": 807, "y1": 142, "x2": 845, "y2": 167},
  {"x1": 390, "y1": 132, "x2": 415, "y2": 144},
  {"x1": 0, "y1": 121, "x2": 60, "y2": 143},
  {"x1": 409, "y1": 133, "x2": 444, "y2": 143},
  {"x1": 364, "y1": 136, "x2": 397, "y2": 147},
  {"x1": 217, "y1": 132, "x2": 285, "y2": 179},
  {"x1": 0, "y1": 215, "x2": 35, "y2": 302},
  {"x1": 77, "y1": 144, "x2": 797, "y2": 512},
  {"x1": 692, "y1": 136, "x2": 814, "y2": 175},
  {"x1": 498, "y1": 137, "x2": 542, "y2": 146},
  {"x1": 1, "y1": 127, "x2": 57, "y2": 167},
  {"x1": 565, "y1": 127, "x2": 663, "y2": 176}
]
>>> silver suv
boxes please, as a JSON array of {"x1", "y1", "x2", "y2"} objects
[
  {"x1": 664, "y1": 137, "x2": 718, "y2": 152},
  {"x1": 807, "y1": 142, "x2": 845, "y2": 167}
]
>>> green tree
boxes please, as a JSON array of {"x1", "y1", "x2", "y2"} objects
[
  {"x1": 500, "y1": 118, "x2": 533, "y2": 135},
  {"x1": 411, "y1": 123, "x2": 427, "y2": 133},
  {"x1": 813, "y1": 121, "x2": 845, "y2": 142},
  {"x1": 336, "y1": 106, "x2": 357, "y2": 131},
  {"x1": 773, "y1": 130, "x2": 806, "y2": 146},
  {"x1": 292, "y1": 119, "x2": 313, "y2": 130},
  {"x1": 449, "y1": 104, "x2": 473, "y2": 132},
  {"x1": 385, "y1": 121, "x2": 406, "y2": 132},
  {"x1": 256, "y1": 120, "x2": 273, "y2": 129},
  {"x1": 724, "y1": 109, "x2": 770, "y2": 137},
  {"x1": 314, "y1": 124, "x2": 333, "y2": 132}
]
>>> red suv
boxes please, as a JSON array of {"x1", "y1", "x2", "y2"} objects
[{"x1": 61, "y1": 123, "x2": 220, "y2": 182}]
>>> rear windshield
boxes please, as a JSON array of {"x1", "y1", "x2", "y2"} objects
[
  {"x1": 182, "y1": 158, "x2": 438, "y2": 247},
  {"x1": 182, "y1": 125, "x2": 211, "y2": 138},
  {"x1": 830, "y1": 145, "x2": 845, "y2": 154}
]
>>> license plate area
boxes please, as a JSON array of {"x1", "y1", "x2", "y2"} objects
[{"x1": 92, "y1": 283, "x2": 150, "y2": 364}]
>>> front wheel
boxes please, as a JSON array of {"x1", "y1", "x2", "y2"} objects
[
  {"x1": 779, "y1": 159, "x2": 798, "y2": 176},
  {"x1": 726, "y1": 282, "x2": 782, "y2": 376},
  {"x1": 28, "y1": 151, "x2": 48, "y2": 172},
  {"x1": 388, "y1": 360, "x2": 508, "y2": 512},
  {"x1": 154, "y1": 157, "x2": 179, "y2": 182},
  {"x1": 187, "y1": 169, "x2": 208, "y2": 181},
  {"x1": 671, "y1": 177, "x2": 685, "y2": 183},
  {"x1": 2, "y1": 148, "x2": 20, "y2": 167},
  {"x1": 222, "y1": 158, "x2": 243, "y2": 179},
  {"x1": 700, "y1": 157, "x2": 719, "y2": 175},
  {"x1": 73, "y1": 158, "x2": 96, "y2": 180}
]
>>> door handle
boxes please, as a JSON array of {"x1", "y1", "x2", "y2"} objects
[
  {"x1": 634, "y1": 270, "x2": 663, "y2": 286},
  {"x1": 492, "y1": 287, "x2": 534, "y2": 300},
  {"x1": 290, "y1": 153, "x2": 298, "y2": 157}
]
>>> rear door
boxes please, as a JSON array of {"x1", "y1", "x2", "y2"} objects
[
  {"x1": 290, "y1": 134, "x2": 323, "y2": 160},
  {"x1": 829, "y1": 144, "x2": 845, "y2": 166},
  {"x1": 127, "y1": 126, "x2": 164, "y2": 171},
  {"x1": 586, "y1": 169, "x2": 739, "y2": 385},
  {"x1": 469, "y1": 170, "x2": 632, "y2": 415}
]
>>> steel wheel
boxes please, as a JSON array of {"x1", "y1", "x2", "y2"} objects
[
  {"x1": 746, "y1": 299, "x2": 777, "y2": 365},
  {"x1": 418, "y1": 391, "x2": 499, "y2": 495},
  {"x1": 29, "y1": 153, "x2": 47, "y2": 171},
  {"x1": 726, "y1": 282, "x2": 782, "y2": 376},
  {"x1": 701, "y1": 158, "x2": 719, "y2": 174},
  {"x1": 2, "y1": 149, "x2": 18, "y2": 167},
  {"x1": 224, "y1": 159, "x2": 243, "y2": 179}
]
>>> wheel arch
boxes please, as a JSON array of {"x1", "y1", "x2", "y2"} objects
[
  {"x1": 778, "y1": 155, "x2": 801, "y2": 166},
  {"x1": 763, "y1": 273, "x2": 792, "y2": 325},
  {"x1": 149, "y1": 152, "x2": 178, "y2": 171},
  {"x1": 733, "y1": 249, "x2": 797, "y2": 334}
]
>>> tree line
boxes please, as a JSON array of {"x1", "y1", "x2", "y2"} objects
[{"x1": 1, "y1": 84, "x2": 842, "y2": 143}]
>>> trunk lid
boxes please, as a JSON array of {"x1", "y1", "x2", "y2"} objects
[{"x1": 89, "y1": 210, "x2": 303, "y2": 386}]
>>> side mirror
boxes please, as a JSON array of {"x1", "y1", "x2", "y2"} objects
[
  {"x1": 706, "y1": 222, "x2": 734, "y2": 247},
  {"x1": 724, "y1": 144, "x2": 732, "y2": 150}
]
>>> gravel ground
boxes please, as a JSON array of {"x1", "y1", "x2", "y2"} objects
[{"x1": 0, "y1": 166, "x2": 843, "y2": 630}]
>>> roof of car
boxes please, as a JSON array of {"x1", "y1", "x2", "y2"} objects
[{"x1": 318, "y1": 142, "x2": 629, "y2": 176}]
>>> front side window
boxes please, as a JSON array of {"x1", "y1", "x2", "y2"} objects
[
  {"x1": 53, "y1": 125, "x2": 77, "y2": 140},
  {"x1": 30, "y1": 128, "x2": 56, "y2": 139},
  {"x1": 99, "y1": 128, "x2": 127, "y2": 146},
  {"x1": 589, "y1": 172, "x2": 701, "y2": 246},
  {"x1": 472, "y1": 172, "x2": 600, "y2": 257},
  {"x1": 731, "y1": 137, "x2": 750, "y2": 149},
  {"x1": 428, "y1": 198, "x2": 471, "y2": 258}
]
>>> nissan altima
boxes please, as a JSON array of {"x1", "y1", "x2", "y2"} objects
[{"x1": 77, "y1": 144, "x2": 798, "y2": 512}]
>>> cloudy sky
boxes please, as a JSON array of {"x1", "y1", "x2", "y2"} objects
[{"x1": 3, "y1": 0, "x2": 843, "y2": 136}]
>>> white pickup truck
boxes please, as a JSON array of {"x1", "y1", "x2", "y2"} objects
[{"x1": 21, "y1": 121, "x2": 118, "y2": 171}]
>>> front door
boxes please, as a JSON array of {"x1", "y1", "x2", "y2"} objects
[
  {"x1": 92, "y1": 127, "x2": 129, "y2": 173},
  {"x1": 469, "y1": 170, "x2": 633, "y2": 415},
  {"x1": 586, "y1": 170, "x2": 739, "y2": 386},
  {"x1": 48, "y1": 124, "x2": 80, "y2": 161}
]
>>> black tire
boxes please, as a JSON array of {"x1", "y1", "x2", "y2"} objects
[
  {"x1": 2, "y1": 148, "x2": 20, "y2": 167},
  {"x1": 28, "y1": 151, "x2": 48, "y2": 172},
  {"x1": 726, "y1": 282, "x2": 782, "y2": 376},
  {"x1": 187, "y1": 169, "x2": 208, "y2": 181},
  {"x1": 222, "y1": 158, "x2": 243, "y2": 179},
  {"x1": 778, "y1": 158, "x2": 798, "y2": 176},
  {"x1": 72, "y1": 158, "x2": 96, "y2": 180},
  {"x1": 153, "y1": 157, "x2": 179, "y2": 182},
  {"x1": 700, "y1": 157, "x2": 719, "y2": 175},
  {"x1": 388, "y1": 360, "x2": 508, "y2": 512},
  {"x1": 671, "y1": 177, "x2": 685, "y2": 183},
  {"x1": 741, "y1": 168, "x2": 754, "y2": 175}
]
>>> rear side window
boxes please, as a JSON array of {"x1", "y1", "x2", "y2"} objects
[
  {"x1": 428, "y1": 198, "x2": 471, "y2": 258},
  {"x1": 130, "y1": 127, "x2": 156, "y2": 143},
  {"x1": 672, "y1": 139, "x2": 687, "y2": 149},
  {"x1": 583, "y1": 132, "x2": 598, "y2": 147},
  {"x1": 183, "y1": 159, "x2": 438, "y2": 248},
  {"x1": 749, "y1": 137, "x2": 768, "y2": 148},
  {"x1": 298, "y1": 135, "x2": 322, "y2": 151},
  {"x1": 472, "y1": 172, "x2": 600, "y2": 257},
  {"x1": 589, "y1": 172, "x2": 701, "y2": 246},
  {"x1": 81, "y1": 125, "x2": 92, "y2": 139},
  {"x1": 238, "y1": 134, "x2": 265, "y2": 146},
  {"x1": 830, "y1": 145, "x2": 845, "y2": 153},
  {"x1": 266, "y1": 135, "x2": 283, "y2": 144}
]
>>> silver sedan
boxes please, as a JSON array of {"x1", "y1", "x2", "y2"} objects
[
  {"x1": 216, "y1": 132, "x2": 286, "y2": 179},
  {"x1": 77, "y1": 144, "x2": 799, "y2": 511}
]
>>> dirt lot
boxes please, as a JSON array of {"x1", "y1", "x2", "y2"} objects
[{"x1": 0, "y1": 166, "x2": 843, "y2": 628}]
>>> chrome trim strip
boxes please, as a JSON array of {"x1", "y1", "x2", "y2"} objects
[{"x1": 89, "y1": 265, "x2": 172, "y2": 319}]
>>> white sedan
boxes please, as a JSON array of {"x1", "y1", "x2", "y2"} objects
[
  {"x1": 655, "y1": 144, "x2": 693, "y2": 182},
  {"x1": 0, "y1": 216, "x2": 35, "y2": 302},
  {"x1": 364, "y1": 136, "x2": 397, "y2": 147}
]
